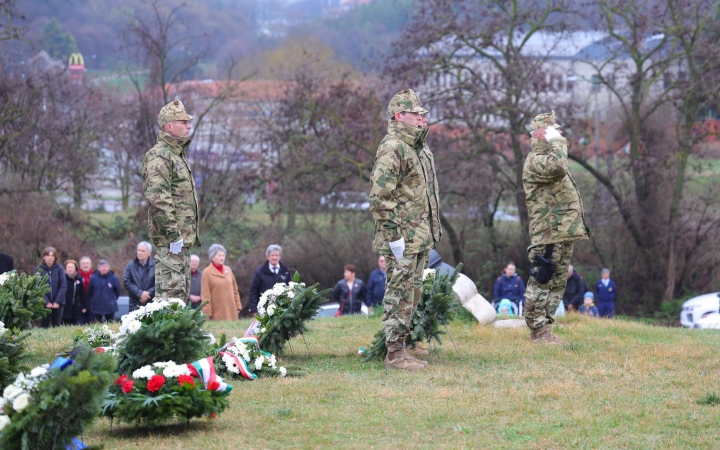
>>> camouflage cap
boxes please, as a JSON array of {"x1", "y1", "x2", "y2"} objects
[
  {"x1": 158, "y1": 99, "x2": 193, "y2": 128},
  {"x1": 387, "y1": 89, "x2": 429, "y2": 118},
  {"x1": 529, "y1": 110, "x2": 562, "y2": 130}
]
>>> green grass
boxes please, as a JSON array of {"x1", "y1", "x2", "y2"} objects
[{"x1": 21, "y1": 314, "x2": 720, "y2": 449}]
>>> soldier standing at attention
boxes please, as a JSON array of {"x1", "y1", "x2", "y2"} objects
[
  {"x1": 523, "y1": 111, "x2": 590, "y2": 343},
  {"x1": 142, "y1": 100, "x2": 200, "y2": 302},
  {"x1": 369, "y1": 89, "x2": 441, "y2": 371}
]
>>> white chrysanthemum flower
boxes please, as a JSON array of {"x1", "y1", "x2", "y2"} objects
[
  {"x1": 254, "y1": 355, "x2": 265, "y2": 371},
  {"x1": 204, "y1": 332, "x2": 216, "y2": 345},
  {"x1": 163, "y1": 364, "x2": 191, "y2": 378},
  {"x1": 0, "y1": 273, "x2": 9, "y2": 286},
  {"x1": 0, "y1": 415, "x2": 9, "y2": 430},
  {"x1": 287, "y1": 291, "x2": 295, "y2": 299},
  {"x1": 131, "y1": 365, "x2": 156, "y2": 380},
  {"x1": 423, "y1": 268, "x2": 436, "y2": 280},
  {"x1": 29, "y1": 367, "x2": 47, "y2": 378},
  {"x1": 2, "y1": 385, "x2": 19, "y2": 400},
  {"x1": 168, "y1": 298, "x2": 186, "y2": 306},
  {"x1": 279, "y1": 367, "x2": 287, "y2": 377},
  {"x1": 269, "y1": 354, "x2": 277, "y2": 369},
  {"x1": 152, "y1": 361, "x2": 172, "y2": 368},
  {"x1": 12, "y1": 393, "x2": 30, "y2": 412},
  {"x1": 127, "y1": 320, "x2": 142, "y2": 334},
  {"x1": 267, "y1": 304, "x2": 276, "y2": 317}
]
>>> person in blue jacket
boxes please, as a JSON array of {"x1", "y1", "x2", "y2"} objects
[
  {"x1": 595, "y1": 268, "x2": 617, "y2": 318},
  {"x1": 35, "y1": 247, "x2": 67, "y2": 328},
  {"x1": 365, "y1": 255, "x2": 387, "y2": 308},
  {"x1": 493, "y1": 262, "x2": 525, "y2": 309},
  {"x1": 578, "y1": 292, "x2": 599, "y2": 317},
  {"x1": 87, "y1": 260, "x2": 121, "y2": 323}
]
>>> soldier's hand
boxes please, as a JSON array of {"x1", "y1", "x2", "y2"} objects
[
  {"x1": 169, "y1": 238, "x2": 184, "y2": 255},
  {"x1": 544, "y1": 127, "x2": 561, "y2": 141},
  {"x1": 389, "y1": 237, "x2": 406, "y2": 261}
]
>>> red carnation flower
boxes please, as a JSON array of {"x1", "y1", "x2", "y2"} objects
[
  {"x1": 121, "y1": 380, "x2": 134, "y2": 393},
  {"x1": 177, "y1": 374, "x2": 195, "y2": 387},
  {"x1": 146, "y1": 374, "x2": 166, "y2": 393},
  {"x1": 114, "y1": 374, "x2": 129, "y2": 385}
]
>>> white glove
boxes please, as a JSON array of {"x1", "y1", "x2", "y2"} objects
[
  {"x1": 169, "y1": 238, "x2": 184, "y2": 255},
  {"x1": 544, "y1": 127, "x2": 561, "y2": 141},
  {"x1": 389, "y1": 237, "x2": 405, "y2": 261}
]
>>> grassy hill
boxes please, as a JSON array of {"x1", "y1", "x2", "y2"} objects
[{"x1": 26, "y1": 314, "x2": 720, "y2": 449}]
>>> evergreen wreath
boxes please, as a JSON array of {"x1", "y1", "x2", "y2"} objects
[
  {"x1": 114, "y1": 299, "x2": 212, "y2": 375},
  {"x1": 0, "y1": 341, "x2": 116, "y2": 449},
  {"x1": 255, "y1": 273, "x2": 329, "y2": 356},
  {"x1": 73, "y1": 323, "x2": 119, "y2": 349},
  {"x1": 0, "y1": 271, "x2": 50, "y2": 330},
  {"x1": 364, "y1": 264, "x2": 463, "y2": 362},
  {"x1": 0, "y1": 322, "x2": 29, "y2": 389},
  {"x1": 103, "y1": 359, "x2": 230, "y2": 428}
]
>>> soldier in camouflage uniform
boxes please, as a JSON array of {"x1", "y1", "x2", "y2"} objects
[
  {"x1": 369, "y1": 89, "x2": 442, "y2": 371},
  {"x1": 522, "y1": 111, "x2": 590, "y2": 343},
  {"x1": 142, "y1": 100, "x2": 201, "y2": 303}
]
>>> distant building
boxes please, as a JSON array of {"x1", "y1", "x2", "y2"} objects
[{"x1": 68, "y1": 52, "x2": 85, "y2": 81}]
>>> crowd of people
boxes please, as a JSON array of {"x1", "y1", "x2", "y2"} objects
[
  {"x1": 492, "y1": 262, "x2": 618, "y2": 319},
  {"x1": 0, "y1": 245, "x2": 618, "y2": 327}
]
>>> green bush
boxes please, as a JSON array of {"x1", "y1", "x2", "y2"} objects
[
  {"x1": 0, "y1": 329, "x2": 30, "y2": 389},
  {"x1": 0, "y1": 271, "x2": 50, "y2": 330}
]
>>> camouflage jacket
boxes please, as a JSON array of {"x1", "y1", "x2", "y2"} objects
[
  {"x1": 369, "y1": 120, "x2": 441, "y2": 254},
  {"x1": 522, "y1": 136, "x2": 590, "y2": 246},
  {"x1": 142, "y1": 131, "x2": 200, "y2": 248}
]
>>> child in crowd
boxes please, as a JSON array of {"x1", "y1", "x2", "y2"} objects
[
  {"x1": 578, "y1": 292, "x2": 599, "y2": 317},
  {"x1": 496, "y1": 298, "x2": 517, "y2": 316}
]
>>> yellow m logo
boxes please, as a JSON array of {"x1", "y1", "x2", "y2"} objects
[{"x1": 68, "y1": 53, "x2": 84, "y2": 66}]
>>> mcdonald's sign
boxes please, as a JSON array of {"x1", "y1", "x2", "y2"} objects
[{"x1": 68, "y1": 53, "x2": 84, "y2": 71}]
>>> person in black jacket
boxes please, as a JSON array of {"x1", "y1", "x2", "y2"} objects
[
  {"x1": 562, "y1": 265, "x2": 586, "y2": 311},
  {"x1": 332, "y1": 264, "x2": 367, "y2": 316},
  {"x1": 365, "y1": 255, "x2": 387, "y2": 308},
  {"x1": 123, "y1": 241, "x2": 156, "y2": 312},
  {"x1": 35, "y1": 247, "x2": 66, "y2": 328},
  {"x1": 88, "y1": 260, "x2": 121, "y2": 322},
  {"x1": 62, "y1": 259, "x2": 86, "y2": 325},
  {"x1": 0, "y1": 253, "x2": 13, "y2": 274},
  {"x1": 248, "y1": 245, "x2": 291, "y2": 316}
]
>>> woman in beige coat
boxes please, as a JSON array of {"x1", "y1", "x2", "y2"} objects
[{"x1": 201, "y1": 244, "x2": 242, "y2": 320}]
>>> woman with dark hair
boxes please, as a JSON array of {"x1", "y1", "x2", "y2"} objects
[
  {"x1": 35, "y1": 246, "x2": 66, "y2": 328},
  {"x1": 62, "y1": 259, "x2": 86, "y2": 325}
]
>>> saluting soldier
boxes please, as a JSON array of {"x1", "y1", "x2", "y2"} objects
[
  {"x1": 369, "y1": 89, "x2": 442, "y2": 371},
  {"x1": 523, "y1": 111, "x2": 591, "y2": 343},
  {"x1": 142, "y1": 100, "x2": 200, "y2": 302}
]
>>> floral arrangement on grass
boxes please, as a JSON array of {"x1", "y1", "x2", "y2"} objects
[
  {"x1": 364, "y1": 264, "x2": 463, "y2": 362},
  {"x1": 0, "y1": 322, "x2": 30, "y2": 389},
  {"x1": 0, "y1": 341, "x2": 116, "y2": 449},
  {"x1": 114, "y1": 298, "x2": 212, "y2": 375},
  {"x1": 103, "y1": 357, "x2": 231, "y2": 427},
  {"x1": 255, "y1": 273, "x2": 329, "y2": 356},
  {"x1": 0, "y1": 271, "x2": 50, "y2": 331},
  {"x1": 214, "y1": 335, "x2": 303, "y2": 380},
  {"x1": 73, "y1": 323, "x2": 118, "y2": 349}
]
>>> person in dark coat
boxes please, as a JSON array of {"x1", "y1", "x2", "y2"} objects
[
  {"x1": 562, "y1": 265, "x2": 586, "y2": 311},
  {"x1": 248, "y1": 245, "x2": 291, "y2": 316},
  {"x1": 188, "y1": 254, "x2": 203, "y2": 309},
  {"x1": 0, "y1": 253, "x2": 13, "y2": 274},
  {"x1": 596, "y1": 268, "x2": 617, "y2": 318},
  {"x1": 77, "y1": 256, "x2": 94, "y2": 324},
  {"x1": 123, "y1": 241, "x2": 156, "y2": 312},
  {"x1": 62, "y1": 259, "x2": 86, "y2": 325},
  {"x1": 87, "y1": 260, "x2": 121, "y2": 322},
  {"x1": 35, "y1": 247, "x2": 66, "y2": 328},
  {"x1": 332, "y1": 264, "x2": 367, "y2": 315},
  {"x1": 493, "y1": 262, "x2": 525, "y2": 309},
  {"x1": 365, "y1": 255, "x2": 387, "y2": 308},
  {"x1": 578, "y1": 292, "x2": 600, "y2": 317}
]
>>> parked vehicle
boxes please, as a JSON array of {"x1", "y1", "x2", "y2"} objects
[{"x1": 679, "y1": 292, "x2": 720, "y2": 328}]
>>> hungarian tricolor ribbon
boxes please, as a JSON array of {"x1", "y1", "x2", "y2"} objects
[{"x1": 187, "y1": 356, "x2": 232, "y2": 396}]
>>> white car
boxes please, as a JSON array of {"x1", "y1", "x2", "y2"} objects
[{"x1": 679, "y1": 292, "x2": 720, "y2": 328}]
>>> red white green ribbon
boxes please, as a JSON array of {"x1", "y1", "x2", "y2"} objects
[
  {"x1": 217, "y1": 337, "x2": 271, "y2": 381},
  {"x1": 187, "y1": 356, "x2": 232, "y2": 396}
]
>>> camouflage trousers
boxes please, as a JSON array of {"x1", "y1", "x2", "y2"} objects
[
  {"x1": 155, "y1": 246, "x2": 190, "y2": 302},
  {"x1": 524, "y1": 241, "x2": 574, "y2": 330},
  {"x1": 382, "y1": 250, "x2": 430, "y2": 344}
]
